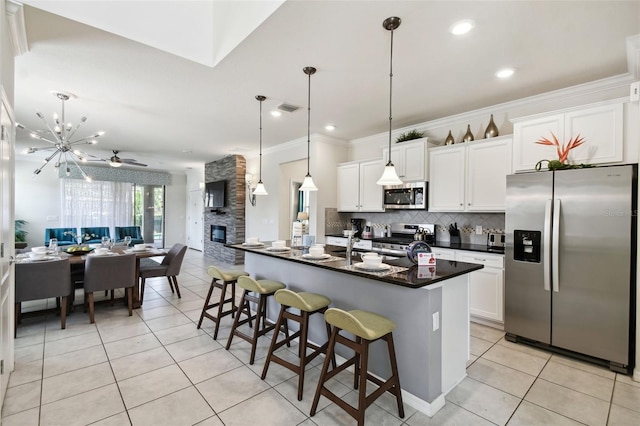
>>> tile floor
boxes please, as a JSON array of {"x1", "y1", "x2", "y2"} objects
[{"x1": 2, "y1": 249, "x2": 640, "y2": 425}]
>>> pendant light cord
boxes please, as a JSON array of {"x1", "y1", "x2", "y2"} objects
[
  {"x1": 259, "y1": 98, "x2": 263, "y2": 183},
  {"x1": 306, "y1": 70, "x2": 311, "y2": 176},
  {"x1": 387, "y1": 27, "x2": 394, "y2": 166}
]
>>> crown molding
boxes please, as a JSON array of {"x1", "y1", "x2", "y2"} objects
[
  {"x1": 350, "y1": 72, "x2": 636, "y2": 147},
  {"x1": 6, "y1": 1, "x2": 29, "y2": 56}
]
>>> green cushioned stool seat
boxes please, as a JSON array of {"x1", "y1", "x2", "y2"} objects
[
  {"x1": 274, "y1": 289, "x2": 331, "y2": 312},
  {"x1": 324, "y1": 308, "x2": 396, "y2": 341},
  {"x1": 237, "y1": 276, "x2": 285, "y2": 294},
  {"x1": 226, "y1": 275, "x2": 289, "y2": 364},
  {"x1": 311, "y1": 307, "x2": 404, "y2": 426},
  {"x1": 207, "y1": 266, "x2": 248, "y2": 283},
  {"x1": 262, "y1": 289, "x2": 335, "y2": 401},
  {"x1": 198, "y1": 266, "x2": 249, "y2": 340}
]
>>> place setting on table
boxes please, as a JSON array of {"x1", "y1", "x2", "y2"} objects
[
  {"x1": 299, "y1": 244, "x2": 342, "y2": 263},
  {"x1": 16, "y1": 245, "x2": 62, "y2": 263}
]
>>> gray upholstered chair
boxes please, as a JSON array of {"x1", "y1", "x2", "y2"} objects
[
  {"x1": 138, "y1": 243, "x2": 187, "y2": 304},
  {"x1": 15, "y1": 258, "x2": 72, "y2": 334},
  {"x1": 83, "y1": 253, "x2": 136, "y2": 323}
]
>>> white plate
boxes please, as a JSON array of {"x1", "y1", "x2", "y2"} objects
[
  {"x1": 266, "y1": 246, "x2": 290, "y2": 252},
  {"x1": 89, "y1": 251, "x2": 116, "y2": 256},
  {"x1": 353, "y1": 262, "x2": 391, "y2": 272},
  {"x1": 29, "y1": 256, "x2": 57, "y2": 262},
  {"x1": 242, "y1": 242, "x2": 264, "y2": 247},
  {"x1": 302, "y1": 253, "x2": 331, "y2": 260}
]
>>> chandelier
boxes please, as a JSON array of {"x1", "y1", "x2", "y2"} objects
[{"x1": 17, "y1": 91, "x2": 105, "y2": 182}]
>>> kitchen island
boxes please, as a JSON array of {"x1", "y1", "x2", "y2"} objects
[{"x1": 228, "y1": 242, "x2": 483, "y2": 416}]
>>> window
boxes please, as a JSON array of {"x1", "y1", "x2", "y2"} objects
[{"x1": 61, "y1": 179, "x2": 134, "y2": 234}]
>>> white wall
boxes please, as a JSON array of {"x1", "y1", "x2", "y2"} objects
[
  {"x1": 15, "y1": 159, "x2": 62, "y2": 248},
  {"x1": 245, "y1": 134, "x2": 348, "y2": 241},
  {"x1": 164, "y1": 172, "x2": 187, "y2": 247}
]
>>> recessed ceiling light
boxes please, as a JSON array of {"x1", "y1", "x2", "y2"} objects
[
  {"x1": 450, "y1": 19, "x2": 475, "y2": 35},
  {"x1": 325, "y1": 124, "x2": 336, "y2": 131},
  {"x1": 495, "y1": 68, "x2": 515, "y2": 79},
  {"x1": 270, "y1": 110, "x2": 282, "y2": 117}
]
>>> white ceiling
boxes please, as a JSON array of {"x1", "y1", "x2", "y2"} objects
[{"x1": 12, "y1": 0, "x2": 640, "y2": 172}]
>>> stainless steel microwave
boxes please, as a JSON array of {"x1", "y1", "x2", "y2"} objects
[{"x1": 383, "y1": 182, "x2": 428, "y2": 210}]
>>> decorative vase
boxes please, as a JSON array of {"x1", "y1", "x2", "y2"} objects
[
  {"x1": 462, "y1": 124, "x2": 474, "y2": 143},
  {"x1": 444, "y1": 130, "x2": 455, "y2": 145},
  {"x1": 484, "y1": 114, "x2": 499, "y2": 138}
]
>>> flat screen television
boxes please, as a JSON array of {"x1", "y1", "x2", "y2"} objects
[{"x1": 205, "y1": 180, "x2": 226, "y2": 209}]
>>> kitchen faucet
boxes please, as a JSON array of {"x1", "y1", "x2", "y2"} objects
[{"x1": 346, "y1": 233, "x2": 359, "y2": 266}]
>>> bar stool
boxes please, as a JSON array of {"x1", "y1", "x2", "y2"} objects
[
  {"x1": 225, "y1": 275, "x2": 288, "y2": 364},
  {"x1": 310, "y1": 308, "x2": 404, "y2": 426},
  {"x1": 197, "y1": 266, "x2": 249, "y2": 340},
  {"x1": 261, "y1": 289, "x2": 335, "y2": 401}
]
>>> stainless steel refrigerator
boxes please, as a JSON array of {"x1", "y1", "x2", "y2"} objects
[{"x1": 505, "y1": 165, "x2": 636, "y2": 372}]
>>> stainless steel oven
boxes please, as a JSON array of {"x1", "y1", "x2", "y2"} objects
[{"x1": 383, "y1": 182, "x2": 427, "y2": 210}]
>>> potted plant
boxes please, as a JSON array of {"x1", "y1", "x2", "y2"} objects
[
  {"x1": 15, "y1": 219, "x2": 28, "y2": 249},
  {"x1": 395, "y1": 129, "x2": 425, "y2": 143}
]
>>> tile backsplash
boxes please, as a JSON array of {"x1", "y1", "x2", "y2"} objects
[{"x1": 325, "y1": 208, "x2": 505, "y2": 245}]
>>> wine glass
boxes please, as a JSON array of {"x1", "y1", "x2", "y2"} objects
[
  {"x1": 101, "y1": 236, "x2": 110, "y2": 248},
  {"x1": 49, "y1": 238, "x2": 58, "y2": 253},
  {"x1": 124, "y1": 236, "x2": 132, "y2": 247}
]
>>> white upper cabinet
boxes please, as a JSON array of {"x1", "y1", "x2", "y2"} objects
[
  {"x1": 336, "y1": 159, "x2": 384, "y2": 212},
  {"x1": 429, "y1": 145, "x2": 466, "y2": 211},
  {"x1": 512, "y1": 100, "x2": 623, "y2": 172},
  {"x1": 429, "y1": 136, "x2": 511, "y2": 212},
  {"x1": 466, "y1": 137, "x2": 511, "y2": 211},
  {"x1": 382, "y1": 137, "x2": 432, "y2": 182}
]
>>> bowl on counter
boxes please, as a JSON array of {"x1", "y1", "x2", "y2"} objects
[
  {"x1": 308, "y1": 245, "x2": 325, "y2": 257},
  {"x1": 362, "y1": 253, "x2": 383, "y2": 268},
  {"x1": 272, "y1": 240, "x2": 286, "y2": 249},
  {"x1": 32, "y1": 246, "x2": 47, "y2": 254}
]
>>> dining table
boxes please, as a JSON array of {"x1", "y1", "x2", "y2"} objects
[{"x1": 16, "y1": 245, "x2": 168, "y2": 309}]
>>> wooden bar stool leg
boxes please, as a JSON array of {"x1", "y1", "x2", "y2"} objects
[
  {"x1": 297, "y1": 310, "x2": 310, "y2": 401},
  {"x1": 261, "y1": 305, "x2": 287, "y2": 380},
  {"x1": 386, "y1": 334, "x2": 405, "y2": 418},
  {"x1": 353, "y1": 336, "x2": 362, "y2": 390},
  {"x1": 213, "y1": 281, "x2": 229, "y2": 340},
  {"x1": 310, "y1": 327, "x2": 338, "y2": 416},
  {"x1": 197, "y1": 280, "x2": 216, "y2": 329},
  {"x1": 249, "y1": 294, "x2": 267, "y2": 364},
  {"x1": 226, "y1": 289, "x2": 249, "y2": 350},
  {"x1": 356, "y1": 340, "x2": 369, "y2": 426}
]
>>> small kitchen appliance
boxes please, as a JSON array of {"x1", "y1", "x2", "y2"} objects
[
  {"x1": 383, "y1": 182, "x2": 427, "y2": 210},
  {"x1": 350, "y1": 218, "x2": 365, "y2": 238},
  {"x1": 487, "y1": 232, "x2": 505, "y2": 248}
]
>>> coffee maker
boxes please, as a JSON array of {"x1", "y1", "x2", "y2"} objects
[{"x1": 350, "y1": 218, "x2": 365, "y2": 238}]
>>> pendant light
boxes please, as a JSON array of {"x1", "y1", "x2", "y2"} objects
[
  {"x1": 252, "y1": 95, "x2": 268, "y2": 197},
  {"x1": 377, "y1": 17, "x2": 403, "y2": 186},
  {"x1": 299, "y1": 66, "x2": 318, "y2": 192}
]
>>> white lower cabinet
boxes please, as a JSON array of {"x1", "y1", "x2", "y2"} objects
[{"x1": 456, "y1": 251, "x2": 504, "y2": 325}]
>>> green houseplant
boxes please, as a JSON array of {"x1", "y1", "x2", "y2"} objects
[
  {"x1": 15, "y1": 219, "x2": 28, "y2": 249},
  {"x1": 395, "y1": 129, "x2": 425, "y2": 143}
]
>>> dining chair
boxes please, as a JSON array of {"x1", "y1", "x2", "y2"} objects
[
  {"x1": 114, "y1": 226, "x2": 144, "y2": 245},
  {"x1": 138, "y1": 243, "x2": 187, "y2": 304},
  {"x1": 15, "y1": 258, "x2": 72, "y2": 335},
  {"x1": 83, "y1": 253, "x2": 136, "y2": 323}
]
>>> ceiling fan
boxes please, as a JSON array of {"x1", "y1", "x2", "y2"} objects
[{"x1": 107, "y1": 150, "x2": 147, "y2": 168}]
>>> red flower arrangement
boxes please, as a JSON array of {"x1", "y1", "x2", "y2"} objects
[{"x1": 535, "y1": 132, "x2": 585, "y2": 164}]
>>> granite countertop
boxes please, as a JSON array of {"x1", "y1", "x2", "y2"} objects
[{"x1": 228, "y1": 242, "x2": 483, "y2": 289}]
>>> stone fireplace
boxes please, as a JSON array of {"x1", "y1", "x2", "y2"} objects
[{"x1": 203, "y1": 155, "x2": 245, "y2": 264}]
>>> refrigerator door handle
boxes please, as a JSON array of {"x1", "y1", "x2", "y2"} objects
[
  {"x1": 543, "y1": 199, "x2": 552, "y2": 292},
  {"x1": 552, "y1": 198, "x2": 561, "y2": 292}
]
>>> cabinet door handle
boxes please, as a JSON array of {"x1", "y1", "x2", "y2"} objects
[{"x1": 474, "y1": 257, "x2": 487, "y2": 262}]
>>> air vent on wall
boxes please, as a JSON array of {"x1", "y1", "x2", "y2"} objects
[{"x1": 277, "y1": 103, "x2": 300, "y2": 113}]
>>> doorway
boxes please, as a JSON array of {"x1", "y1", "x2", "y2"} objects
[{"x1": 134, "y1": 185, "x2": 165, "y2": 247}]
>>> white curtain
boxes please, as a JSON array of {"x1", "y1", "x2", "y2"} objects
[{"x1": 60, "y1": 179, "x2": 134, "y2": 238}]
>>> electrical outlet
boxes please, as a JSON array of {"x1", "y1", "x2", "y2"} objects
[
  {"x1": 475, "y1": 225, "x2": 483, "y2": 235},
  {"x1": 432, "y1": 312, "x2": 440, "y2": 331}
]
